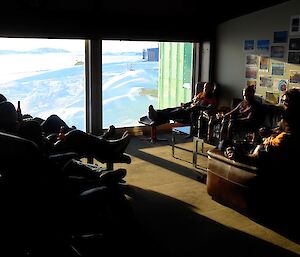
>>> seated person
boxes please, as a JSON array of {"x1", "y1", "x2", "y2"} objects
[
  {"x1": 224, "y1": 88, "x2": 300, "y2": 165},
  {"x1": 0, "y1": 99, "x2": 130, "y2": 183},
  {"x1": 148, "y1": 82, "x2": 218, "y2": 135},
  {"x1": 221, "y1": 89, "x2": 300, "y2": 224},
  {"x1": 219, "y1": 85, "x2": 264, "y2": 141}
]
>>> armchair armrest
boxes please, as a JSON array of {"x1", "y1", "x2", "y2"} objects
[{"x1": 48, "y1": 152, "x2": 79, "y2": 166}]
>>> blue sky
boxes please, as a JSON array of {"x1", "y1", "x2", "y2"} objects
[{"x1": 0, "y1": 38, "x2": 159, "y2": 53}]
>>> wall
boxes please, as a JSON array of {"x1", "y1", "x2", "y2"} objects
[{"x1": 215, "y1": 0, "x2": 300, "y2": 107}]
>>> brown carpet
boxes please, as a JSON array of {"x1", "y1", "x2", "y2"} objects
[{"x1": 98, "y1": 132, "x2": 300, "y2": 257}]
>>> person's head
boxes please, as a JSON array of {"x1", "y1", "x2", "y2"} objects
[
  {"x1": 203, "y1": 82, "x2": 215, "y2": 96},
  {"x1": 0, "y1": 94, "x2": 7, "y2": 103},
  {"x1": 281, "y1": 88, "x2": 300, "y2": 132},
  {"x1": 242, "y1": 85, "x2": 255, "y2": 102},
  {"x1": 0, "y1": 101, "x2": 18, "y2": 133}
]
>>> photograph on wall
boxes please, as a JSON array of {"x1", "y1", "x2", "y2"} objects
[
  {"x1": 257, "y1": 40, "x2": 270, "y2": 52},
  {"x1": 266, "y1": 91, "x2": 280, "y2": 105},
  {"x1": 259, "y1": 56, "x2": 269, "y2": 71},
  {"x1": 273, "y1": 31, "x2": 288, "y2": 43},
  {"x1": 273, "y1": 79, "x2": 288, "y2": 92},
  {"x1": 246, "y1": 79, "x2": 257, "y2": 89},
  {"x1": 246, "y1": 54, "x2": 258, "y2": 66},
  {"x1": 289, "y1": 38, "x2": 300, "y2": 50},
  {"x1": 245, "y1": 66, "x2": 257, "y2": 79},
  {"x1": 289, "y1": 70, "x2": 300, "y2": 84},
  {"x1": 290, "y1": 15, "x2": 300, "y2": 35},
  {"x1": 271, "y1": 63, "x2": 285, "y2": 76},
  {"x1": 259, "y1": 75, "x2": 273, "y2": 88},
  {"x1": 244, "y1": 40, "x2": 255, "y2": 51},
  {"x1": 270, "y1": 45, "x2": 285, "y2": 58},
  {"x1": 288, "y1": 51, "x2": 300, "y2": 64}
]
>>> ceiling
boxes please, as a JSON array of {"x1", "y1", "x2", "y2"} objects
[{"x1": 0, "y1": 0, "x2": 290, "y2": 40}]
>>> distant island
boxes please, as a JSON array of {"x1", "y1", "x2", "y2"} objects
[
  {"x1": 103, "y1": 51, "x2": 142, "y2": 56},
  {"x1": 0, "y1": 48, "x2": 70, "y2": 55}
]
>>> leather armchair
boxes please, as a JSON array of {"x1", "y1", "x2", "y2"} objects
[
  {"x1": 207, "y1": 144, "x2": 300, "y2": 238},
  {"x1": 207, "y1": 148, "x2": 258, "y2": 215}
]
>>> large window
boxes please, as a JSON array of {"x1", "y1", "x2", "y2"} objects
[
  {"x1": 0, "y1": 38, "x2": 85, "y2": 130},
  {"x1": 102, "y1": 40, "x2": 194, "y2": 128},
  {"x1": 0, "y1": 38, "x2": 195, "y2": 131}
]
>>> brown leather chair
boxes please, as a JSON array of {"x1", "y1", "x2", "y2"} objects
[{"x1": 207, "y1": 148, "x2": 258, "y2": 215}]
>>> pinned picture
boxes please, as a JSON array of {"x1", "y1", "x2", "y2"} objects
[
  {"x1": 259, "y1": 56, "x2": 269, "y2": 71},
  {"x1": 290, "y1": 15, "x2": 300, "y2": 35},
  {"x1": 266, "y1": 92, "x2": 280, "y2": 105},
  {"x1": 246, "y1": 79, "x2": 257, "y2": 89},
  {"x1": 271, "y1": 63, "x2": 285, "y2": 76},
  {"x1": 273, "y1": 79, "x2": 288, "y2": 92},
  {"x1": 257, "y1": 40, "x2": 270, "y2": 52},
  {"x1": 259, "y1": 75, "x2": 273, "y2": 88},
  {"x1": 244, "y1": 40, "x2": 255, "y2": 51},
  {"x1": 289, "y1": 70, "x2": 300, "y2": 84},
  {"x1": 246, "y1": 54, "x2": 258, "y2": 66},
  {"x1": 273, "y1": 31, "x2": 288, "y2": 43},
  {"x1": 289, "y1": 38, "x2": 300, "y2": 50},
  {"x1": 270, "y1": 45, "x2": 285, "y2": 58},
  {"x1": 288, "y1": 52, "x2": 300, "y2": 64},
  {"x1": 245, "y1": 66, "x2": 257, "y2": 79}
]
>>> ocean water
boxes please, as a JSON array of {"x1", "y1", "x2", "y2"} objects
[{"x1": 0, "y1": 53, "x2": 158, "y2": 130}]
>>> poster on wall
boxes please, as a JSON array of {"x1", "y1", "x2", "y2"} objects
[
  {"x1": 289, "y1": 38, "x2": 300, "y2": 50},
  {"x1": 289, "y1": 70, "x2": 300, "y2": 84},
  {"x1": 259, "y1": 56, "x2": 269, "y2": 71},
  {"x1": 273, "y1": 79, "x2": 288, "y2": 92},
  {"x1": 245, "y1": 66, "x2": 257, "y2": 79},
  {"x1": 246, "y1": 79, "x2": 257, "y2": 89},
  {"x1": 257, "y1": 40, "x2": 270, "y2": 52},
  {"x1": 290, "y1": 15, "x2": 300, "y2": 35},
  {"x1": 246, "y1": 54, "x2": 258, "y2": 65},
  {"x1": 271, "y1": 63, "x2": 285, "y2": 76},
  {"x1": 288, "y1": 51, "x2": 300, "y2": 64},
  {"x1": 259, "y1": 75, "x2": 273, "y2": 88},
  {"x1": 273, "y1": 31, "x2": 288, "y2": 43},
  {"x1": 270, "y1": 46, "x2": 285, "y2": 58},
  {"x1": 266, "y1": 91, "x2": 280, "y2": 105},
  {"x1": 244, "y1": 40, "x2": 255, "y2": 51}
]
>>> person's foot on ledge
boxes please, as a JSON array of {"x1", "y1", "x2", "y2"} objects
[{"x1": 148, "y1": 105, "x2": 158, "y2": 121}]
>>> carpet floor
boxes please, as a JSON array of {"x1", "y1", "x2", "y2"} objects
[{"x1": 95, "y1": 132, "x2": 300, "y2": 257}]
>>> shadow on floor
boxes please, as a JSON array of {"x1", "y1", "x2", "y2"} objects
[{"x1": 121, "y1": 185, "x2": 299, "y2": 257}]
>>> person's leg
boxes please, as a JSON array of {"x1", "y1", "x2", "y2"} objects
[
  {"x1": 148, "y1": 105, "x2": 178, "y2": 123},
  {"x1": 168, "y1": 107, "x2": 190, "y2": 122},
  {"x1": 53, "y1": 129, "x2": 130, "y2": 162},
  {"x1": 220, "y1": 118, "x2": 229, "y2": 141},
  {"x1": 207, "y1": 116, "x2": 217, "y2": 141}
]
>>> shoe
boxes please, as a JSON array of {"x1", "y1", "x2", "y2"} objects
[
  {"x1": 102, "y1": 125, "x2": 116, "y2": 139},
  {"x1": 99, "y1": 168, "x2": 127, "y2": 184}
]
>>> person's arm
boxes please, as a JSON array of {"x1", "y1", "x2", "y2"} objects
[{"x1": 223, "y1": 102, "x2": 241, "y2": 118}]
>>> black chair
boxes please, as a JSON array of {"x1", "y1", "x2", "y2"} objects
[
  {"x1": 138, "y1": 115, "x2": 168, "y2": 143},
  {"x1": 0, "y1": 131, "x2": 130, "y2": 256}
]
